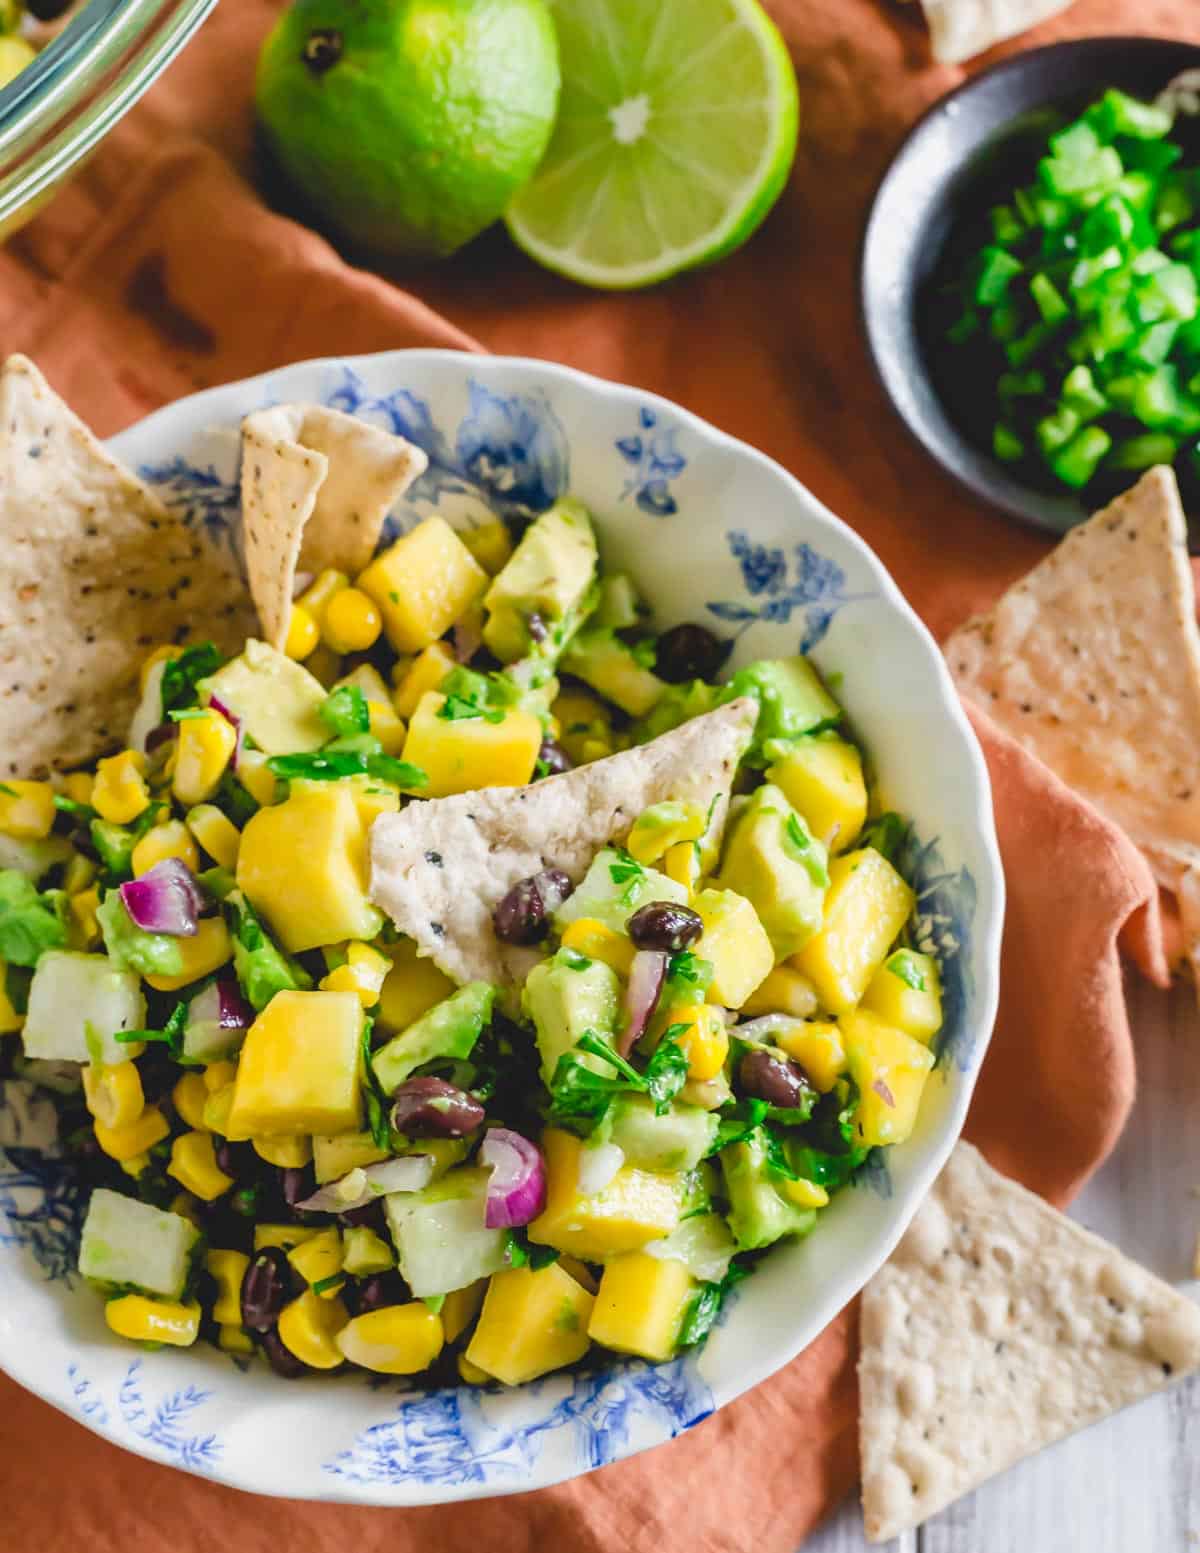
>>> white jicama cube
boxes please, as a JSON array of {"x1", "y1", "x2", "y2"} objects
[
  {"x1": 22, "y1": 951, "x2": 146, "y2": 1065},
  {"x1": 385, "y1": 1168, "x2": 507, "y2": 1297},
  {"x1": 78, "y1": 1188, "x2": 199, "y2": 1298}
]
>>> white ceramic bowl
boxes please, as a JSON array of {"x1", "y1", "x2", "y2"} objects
[{"x1": 0, "y1": 351, "x2": 1003, "y2": 1503}]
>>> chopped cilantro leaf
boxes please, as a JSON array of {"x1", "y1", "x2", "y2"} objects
[
  {"x1": 168, "y1": 707, "x2": 208, "y2": 722},
  {"x1": 161, "y1": 642, "x2": 222, "y2": 715},
  {"x1": 0, "y1": 871, "x2": 68, "y2": 967},
  {"x1": 53, "y1": 793, "x2": 96, "y2": 820},
  {"x1": 116, "y1": 1001, "x2": 188, "y2": 1058},
  {"x1": 860, "y1": 812, "x2": 908, "y2": 865},
  {"x1": 887, "y1": 949, "x2": 926, "y2": 991},
  {"x1": 0, "y1": 784, "x2": 15, "y2": 798},
  {"x1": 678, "y1": 1261, "x2": 751, "y2": 1348},
  {"x1": 312, "y1": 1274, "x2": 346, "y2": 1295}
]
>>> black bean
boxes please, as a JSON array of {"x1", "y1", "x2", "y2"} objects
[
  {"x1": 627, "y1": 901, "x2": 704, "y2": 953},
  {"x1": 654, "y1": 623, "x2": 729, "y2": 684},
  {"x1": 241, "y1": 1247, "x2": 290, "y2": 1332},
  {"x1": 353, "y1": 1271, "x2": 408, "y2": 1315},
  {"x1": 339, "y1": 1199, "x2": 387, "y2": 1232},
  {"x1": 492, "y1": 867, "x2": 573, "y2": 944},
  {"x1": 214, "y1": 1138, "x2": 258, "y2": 1180},
  {"x1": 526, "y1": 612, "x2": 549, "y2": 644},
  {"x1": 390, "y1": 1076, "x2": 485, "y2": 1138},
  {"x1": 738, "y1": 1049, "x2": 815, "y2": 1110},
  {"x1": 537, "y1": 736, "x2": 572, "y2": 776},
  {"x1": 280, "y1": 1166, "x2": 314, "y2": 1208},
  {"x1": 258, "y1": 1327, "x2": 310, "y2": 1378},
  {"x1": 26, "y1": 0, "x2": 75, "y2": 19}
]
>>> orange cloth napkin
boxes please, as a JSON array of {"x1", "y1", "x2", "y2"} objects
[{"x1": 0, "y1": 1, "x2": 1192, "y2": 1546}]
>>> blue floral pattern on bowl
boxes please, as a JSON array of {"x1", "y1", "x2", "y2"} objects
[{"x1": 0, "y1": 351, "x2": 1001, "y2": 1506}]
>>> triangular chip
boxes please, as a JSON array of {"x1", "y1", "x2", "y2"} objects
[
  {"x1": 0, "y1": 354, "x2": 252, "y2": 779},
  {"x1": 917, "y1": 0, "x2": 1074, "y2": 63},
  {"x1": 859, "y1": 1141, "x2": 1200, "y2": 1541},
  {"x1": 369, "y1": 698, "x2": 759, "y2": 986},
  {"x1": 241, "y1": 404, "x2": 428, "y2": 649},
  {"x1": 946, "y1": 466, "x2": 1200, "y2": 916}
]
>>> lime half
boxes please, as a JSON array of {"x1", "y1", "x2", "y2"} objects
[{"x1": 504, "y1": 0, "x2": 799, "y2": 289}]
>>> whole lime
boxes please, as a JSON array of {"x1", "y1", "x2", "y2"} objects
[{"x1": 256, "y1": 0, "x2": 561, "y2": 259}]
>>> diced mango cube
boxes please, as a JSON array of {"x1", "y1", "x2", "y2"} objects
[
  {"x1": 237, "y1": 782, "x2": 381, "y2": 954},
  {"x1": 662, "y1": 840, "x2": 702, "y2": 893},
  {"x1": 792, "y1": 849, "x2": 915, "y2": 1015},
  {"x1": 627, "y1": 801, "x2": 707, "y2": 865},
  {"x1": 559, "y1": 918, "x2": 635, "y2": 977},
  {"x1": 321, "y1": 941, "x2": 391, "y2": 1008},
  {"x1": 588, "y1": 1251, "x2": 696, "y2": 1362},
  {"x1": 312, "y1": 1130, "x2": 390, "y2": 1184},
  {"x1": 229, "y1": 989, "x2": 362, "y2": 1136},
  {"x1": 0, "y1": 780, "x2": 55, "y2": 839},
  {"x1": 466, "y1": 1263, "x2": 594, "y2": 1385},
  {"x1": 367, "y1": 698, "x2": 407, "y2": 756},
  {"x1": 441, "y1": 1279, "x2": 487, "y2": 1343},
  {"x1": 358, "y1": 516, "x2": 488, "y2": 654},
  {"x1": 692, "y1": 888, "x2": 774, "y2": 1008},
  {"x1": 232, "y1": 748, "x2": 281, "y2": 808},
  {"x1": 131, "y1": 819, "x2": 200, "y2": 878},
  {"x1": 144, "y1": 917, "x2": 233, "y2": 992},
  {"x1": 528, "y1": 1129, "x2": 683, "y2": 1260},
  {"x1": 740, "y1": 966, "x2": 819, "y2": 1020},
  {"x1": 767, "y1": 736, "x2": 867, "y2": 851},
  {"x1": 377, "y1": 938, "x2": 457, "y2": 1034},
  {"x1": 460, "y1": 519, "x2": 514, "y2": 576},
  {"x1": 861, "y1": 950, "x2": 943, "y2": 1044},
  {"x1": 772, "y1": 1019, "x2": 847, "y2": 1092},
  {"x1": 672, "y1": 1003, "x2": 730, "y2": 1082},
  {"x1": 841, "y1": 1008, "x2": 935, "y2": 1147},
  {"x1": 185, "y1": 805, "x2": 241, "y2": 870},
  {"x1": 400, "y1": 692, "x2": 542, "y2": 797},
  {"x1": 392, "y1": 641, "x2": 457, "y2": 720}
]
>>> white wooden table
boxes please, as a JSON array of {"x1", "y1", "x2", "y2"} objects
[{"x1": 805, "y1": 973, "x2": 1200, "y2": 1553}]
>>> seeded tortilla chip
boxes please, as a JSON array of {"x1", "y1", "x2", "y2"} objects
[
  {"x1": 241, "y1": 404, "x2": 428, "y2": 650},
  {"x1": 946, "y1": 467, "x2": 1200, "y2": 963},
  {"x1": 916, "y1": 0, "x2": 1074, "y2": 62},
  {"x1": 859, "y1": 1141, "x2": 1200, "y2": 1541},
  {"x1": 0, "y1": 354, "x2": 251, "y2": 780},
  {"x1": 369, "y1": 697, "x2": 759, "y2": 987}
]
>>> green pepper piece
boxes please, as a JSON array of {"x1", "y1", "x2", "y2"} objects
[
  {"x1": 1106, "y1": 432, "x2": 1179, "y2": 470},
  {"x1": 1050, "y1": 426, "x2": 1113, "y2": 488},
  {"x1": 974, "y1": 247, "x2": 1024, "y2": 306},
  {"x1": 1062, "y1": 365, "x2": 1109, "y2": 418},
  {"x1": 992, "y1": 424, "x2": 1025, "y2": 463},
  {"x1": 1087, "y1": 88, "x2": 1173, "y2": 143},
  {"x1": 1030, "y1": 273, "x2": 1070, "y2": 324},
  {"x1": 1036, "y1": 405, "x2": 1081, "y2": 458},
  {"x1": 1039, "y1": 146, "x2": 1123, "y2": 198}
]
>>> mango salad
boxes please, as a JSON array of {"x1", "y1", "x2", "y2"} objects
[{"x1": 1, "y1": 498, "x2": 940, "y2": 1385}]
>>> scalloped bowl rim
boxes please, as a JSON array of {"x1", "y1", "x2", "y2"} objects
[{"x1": 0, "y1": 350, "x2": 1004, "y2": 1503}]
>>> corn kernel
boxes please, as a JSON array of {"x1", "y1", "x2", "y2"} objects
[
  {"x1": 167, "y1": 1130, "x2": 235, "y2": 1201},
  {"x1": 120, "y1": 1153, "x2": 151, "y2": 1179},
  {"x1": 322, "y1": 587, "x2": 382, "y2": 654},
  {"x1": 253, "y1": 1134, "x2": 313, "y2": 1169},
  {"x1": 457, "y1": 1353, "x2": 492, "y2": 1385},
  {"x1": 393, "y1": 641, "x2": 456, "y2": 720},
  {"x1": 366, "y1": 698, "x2": 407, "y2": 756},
  {"x1": 460, "y1": 519, "x2": 514, "y2": 575},
  {"x1": 62, "y1": 771, "x2": 94, "y2": 807},
  {"x1": 0, "y1": 960, "x2": 22, "y2": 1034},
  {"x1": 105, "y1": 1294, "x2": 200, "y2": 1348},
  {"x1": 92, "y1": 751, "x2": 150, "y2": 825},
  {"x1": 173, "y1": 709, "x2": 237, "y2": 808},
  {"x1": 139, "y1": 645, "x2": 180, "y2": 693},
  {"x1": 0, "y1": 780, "x2": 55, "y2": 840},
  {"x1": 172, "y1": 1072, "x2": 210, "y2": 1131},
  {"x1": 94, "y1": 1105, "x2": 169, "y2": 1162},
  {"x1": 440, "y1": 1280, "x2": 486, "y2": 1343},
  {"x1": 145, "y1": 917, "x2": 233, "y2": 992},
  {"x1": 320, "y1": 941, "x2": 391, "y2": 1008},
  {"x1": 255, "y1": 1223, "x2": 320, "y2": 1252},
  {"x1": 342, "y1": 1226, "x2": 395, "y2": 1277},
  {"x1": 203, "y1": 1059, "x2": 238, "y2": 1093},
  {"x1": 288, "y1": 1226, "x2": 343, "y2": 1294},
  {"x1": 297, "y1": 569, "x2": 350, "y2": 626},
  {"x1": 219, "y1": 1324, "x2": 255, "y2": 1356},
  {"x1": 740, "y1": 967, "x2": 820, "y2": 1021},
  {"x1": 663, "y1": 841, "x2": 701, "y2": 893},
  {"x1": 284, "y1": 603, "x2": 320, "y2": 660},
  {"x1": 560, "y1": 918, "x2": 635, "y2": 977},
  {"x1": 673, "y1": 1004, "x2": 729, "y2": 1082},
  {"x1": 131, "y1": 819, "x2": 200, "y2": 878},
  {"x1": 206, "y1": 1249, "x2": 251, "y2": 1325},
  {"x1": 782, "y1": 1177, "x2": 830, "y2": 1209},
  {"x1": 336, "y1": 1303, "x2": 445, "y2": 1374},
  {"x1": 183, "y1": 805, "x2": 240, "y2": 870},
  {"x1": 233, "y1": 748, "x2": 281, "y2": 808},
  {"x1": 82, "y1": 1060, "x2": 145, "y2": 1131},
  {"x1": 278, "y1": 1291, "x2": 350, "y2": 1368},
  {"x1": 69, "y1": 886, "x2": 101, "y2": 949}
]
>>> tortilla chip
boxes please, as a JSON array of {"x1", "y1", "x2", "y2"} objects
[
  {"x1": 918, "y1": 0, "x2": 1074, "y2": 62},
  {"x1": 0, "y1": 354, "x2": 252, "y2": 780},
  {"x1": 241, "y1": 404, "x2": 428, "y2": 650},
  {"x1": 946, "y1": 468, "x2": 1200, "y2": 938},
  {"x1": 369, "y1": 698, "x2": 759, "y2": 987},
  {"x1": 860, "y1": 1141, "x2": 1200, "y2": 1541}
]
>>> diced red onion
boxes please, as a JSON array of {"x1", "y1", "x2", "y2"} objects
[
  {"x1": 187, "y1": 978, "x2": 252, "y2": 1035},
  {"x1": 577, "y1": 1141, "x2": 625, "y2": 1197},
  {"x1": 618, "y1": 949, "x2": 668, "y2": 1056},
  {"x1": 119, "y1": 859, "x2": 203, "y2": 937},
  {"x1": 480, "y1": 1127, "x2": 546, "y2": 1229},
  {"x1": 294, "y1": 1154, "x2": 434, "y2": 1213}
]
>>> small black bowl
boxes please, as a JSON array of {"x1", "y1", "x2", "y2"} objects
[{"x1": 861, "y1": 36, "x2": 1200, "y2": 536}]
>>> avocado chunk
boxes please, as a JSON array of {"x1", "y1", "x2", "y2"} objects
[
  {"x1": 714, "y1": 784, "x2": 829, "y2": 959},
  {"x1": 96, "y1": 890, "x2": 184, "y2": 980},
  {"x1": 721, "y1": 1130, "x2": 818, "y2": 1250},
  {"x1": 560, "y1": 627, "x2": 667, "y2": 717},
  {"x1": 591, "y1": 572, "x2": 643, "y2": 630},
  {"x1": 371, "y1": 981, "x2": 496, "y2": 1095},
  {"x1": 0, "y1": 869, "x2": 68, "y2": 967},
  {"x1": 607, "y1": 1093, "x2": 718, "y2": 1172},
  {"x1": 553, "y1": 846, "x2": 688, "y2": 936},
  {"x1": 727, "y1": 657, "x2": 841, "y2": 764},
  {"x1": 226, "y1": 891, "x2": 312, "y2": 1011},
  {"x1": 78, "y1": 1188, "x2": 199, "y2": 1299},
  {"x1": 384, "y1": 1165, "x2": 508, "y2": 1296},
  {"x1": 201, "y1": 639, "x2": 327, "y2": 755},
  {"x1": 89, "y1": 819, "x2": 137, "y2": 880},
  {"x1": 523, "y1": 948, "x2": 621, "y2": 1084},
  {"x1": 633, "y1": 680, "x2": 722, "y2": 743},
  {"x1": 483, "y1": 498, "x2": 599, "y2": 664}
]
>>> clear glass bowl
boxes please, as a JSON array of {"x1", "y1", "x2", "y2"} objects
[{"x1": 0, "y1": 0, "x2": 216, "y2": 237}]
